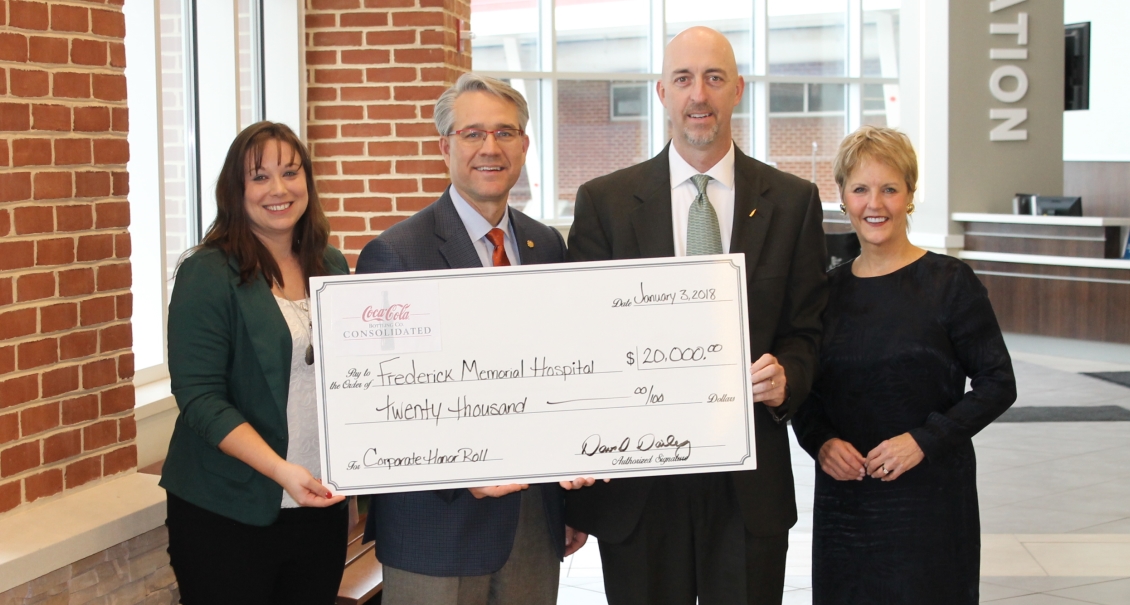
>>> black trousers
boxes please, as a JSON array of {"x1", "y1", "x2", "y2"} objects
[
  {"x1": 166, "y1": 492, "x2": 349, "y2": 605},
  {"x1": 597, "y1": 474, "x2": 789, "y2": 605}
]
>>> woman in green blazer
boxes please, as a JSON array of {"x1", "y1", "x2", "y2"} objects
[{"x1": 161, "y1": 122, "x2": 350, "y2": 605}]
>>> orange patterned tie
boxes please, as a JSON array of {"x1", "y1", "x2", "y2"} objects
[{"x1": 486, "y1": 228, "x2": 510, "y2": 267}]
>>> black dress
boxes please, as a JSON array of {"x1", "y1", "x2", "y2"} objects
[{"x1": 792, "y1": 252, "x2": 1016, "y2": 604}]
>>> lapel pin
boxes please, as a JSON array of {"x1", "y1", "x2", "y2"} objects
[
  {"x1": 749, "y1": 209, "x2": 757, "y2": 218},
  {"x1": 527, "y1": 240, "x2": 535, "y2": 248}
]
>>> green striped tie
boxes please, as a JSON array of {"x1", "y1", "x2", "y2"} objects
[{"x1": 687, "y1": 174, "x2": 723, "y2": 255}]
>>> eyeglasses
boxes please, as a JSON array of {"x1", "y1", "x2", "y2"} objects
[{"x1": 446, "y1": 128, "x2": 525, "y2": 145}]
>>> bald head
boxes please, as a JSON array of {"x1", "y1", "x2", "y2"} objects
[
  {"x1": 663, "y1": 27, "x2": 739, "y2": 80},
  {"x1": 657, "y1": 26, "x2": 744, "y2": 171}
]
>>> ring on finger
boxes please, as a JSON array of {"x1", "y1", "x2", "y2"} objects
[{"x1": 882, "y1": 465, "x2": 892, "y2": 475}]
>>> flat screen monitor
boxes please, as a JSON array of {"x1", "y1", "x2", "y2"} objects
[
  {"x1": 1034, "y1": 196, "x2": 1083, "y2": 217},
  {"x1": 1065, "y1": 23, "x2": 1090, "y2": 111}
]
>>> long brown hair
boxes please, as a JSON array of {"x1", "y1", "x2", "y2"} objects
[{"x1": 199, "y1": 121, "x2": 330, "y2": 289}]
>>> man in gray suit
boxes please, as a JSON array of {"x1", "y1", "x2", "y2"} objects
[{"x1": 356, "y1": 74, "x2": 590, "y2": 605}]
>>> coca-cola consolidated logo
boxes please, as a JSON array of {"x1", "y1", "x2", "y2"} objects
[
  {"x1": 333, "y1": 283, "x2": 441, "y2": 353},
  {"x1": 342, "y1": 300, "x2": 434, "y2": 343},
  {"x1": 361, "y1": 304, "x2": 411, "y2": 322}
]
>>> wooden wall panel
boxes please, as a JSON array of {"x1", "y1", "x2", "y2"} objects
[
  {"x1": 1064, "y1": 161, "x2": 1130, "y2": 218},
  {"x1": 968, "y1": 260, "x2": 1130, "y2": 343},
  {"x1": 961, "y1": 223, "x2": 1123, "y2": 258},
  {"x1": 963, "y1": 235, "x2": 1108, "y2": 258}
]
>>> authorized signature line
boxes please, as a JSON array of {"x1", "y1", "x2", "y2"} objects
[{"x1": 574, "y1": 444, "x2": 727, "y2": 456}]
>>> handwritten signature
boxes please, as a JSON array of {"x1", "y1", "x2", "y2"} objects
[{"x1": 579, "y1": 433, "x2": 692, "y2": 462}]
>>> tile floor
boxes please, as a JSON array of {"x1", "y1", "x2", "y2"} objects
[{"x1": 556, "y1": 335, "x2": 1130, "y2": 604}]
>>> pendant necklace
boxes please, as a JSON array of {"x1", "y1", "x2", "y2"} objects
[{"x1": 281, "y1": 294, "x2": 314, "y2": 365}]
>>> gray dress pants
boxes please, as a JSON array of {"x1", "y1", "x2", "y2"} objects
[{"x1": 382, "y1": 487, "x2": 559, "y2": 605}]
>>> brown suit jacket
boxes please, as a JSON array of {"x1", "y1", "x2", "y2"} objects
[{"x1": 564, "y1": 144, "x2": 829, "y2": 541}]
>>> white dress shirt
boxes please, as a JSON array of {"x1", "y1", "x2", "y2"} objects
[
  {"x1": 669, "y1": 142, "x2": 736, "y2": 256},
  {"x1": 449, "y1": 186, "x2": 520, "y2": 267}
]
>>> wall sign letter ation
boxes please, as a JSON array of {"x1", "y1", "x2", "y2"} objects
[
  {"x1": 990, "y1": 108, "x2": 1028, "y2": 141},
  {"x1": 988, "y1": 0, "x2": 1028, "y2": 142},
  {"x1": 990, "y1": 12, "x2": 1029, "y2": 44},
  {"x1": 989, "y1": 0, "x2": 1027, "y2": 12},
  {"x1": 990, "y1": 48, "x2": 1028, "y2": 60},
  {"x1": 989, "y1": 65, "x2": 1029, "y2": 103}
]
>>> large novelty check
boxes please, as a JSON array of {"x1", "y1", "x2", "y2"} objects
[{"x1": 310, "y1": 254, "x2": 756, "y2": 495}]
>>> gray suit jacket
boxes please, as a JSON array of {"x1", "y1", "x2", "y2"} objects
[
  {"x1": 564, "y1": 144, "x2": 829, "y2": 541},
  {"x1": 356, "y1": 190, "x2": 568, "y2": 576}
]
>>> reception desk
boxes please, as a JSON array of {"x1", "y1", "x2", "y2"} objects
[{"x1": 952, "y1": 213, "x2": 1130, "y2": 344}]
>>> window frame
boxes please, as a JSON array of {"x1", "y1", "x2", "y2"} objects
[
  {"x1": 471, "y1": 0, "x2": 900, "y2": 225},
  {"x1": 125, "y1": 0, "x2": 302, "y2": 406}
]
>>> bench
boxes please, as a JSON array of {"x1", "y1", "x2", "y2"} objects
[{"x1": 337, "y1": 506, "x2": 383, "y2": 605}]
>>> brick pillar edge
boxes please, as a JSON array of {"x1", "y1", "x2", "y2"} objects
[
  {"x1": 0, "y1": 0, "x2": 136, "y2": 516},
  {"x1": 305, "y1": 0, "x2": 471, "y2": 267}
]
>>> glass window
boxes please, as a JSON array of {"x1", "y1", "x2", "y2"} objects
[
  {"x1": 159, "y1": 0, "x2": 199, "y2": 303},
  {"x1": 611, "y1": 83, "x2": 649, "y2": 120},
  {"x1": 862, "y1": 83, "x2": 886, "y2": 112},
  {"x1": 808, "y1": 83, "x2": 845, "y2": 112},
  {"x1": 768, "y1": 110, "x2": 845, "y2": 201},
  {"x1": 471, "y1": 0, "x2": 540, "y2": 71},
  {"x1": 124, "y1": 0, "x2": 268, "y2": 385},
  {"x1": 732, "y1": 82, "x2": 755, "y2": 156},
  {"x1": 556, "y1": 0, "x2": 650, "y2": 73},
  {"x1": 666, "y1": 0, "x2": 753, "y2": 74},
  {"x1": 500, "y1": 78, "x2": 543, "y2": 217},
  {"x1": 862, "y1": 83, "x2": 899, "y2": 128},
  {"x1": 469, "y1": 1, "x2": 899, "y2": 220},
  {"x1": 557, "y1": 80, "x2": 653, "y2": 218},
  {"x1": 862, "y1": 0, "x2": 900, "y2": 78},
  {"x1": 125, "y1": 0, "x2": 163, "y2": 374},
  {"x1": 768, "y1": 83, "x2": 845, "y2": 115},
  {"x1": 768, "y1": 0, "x2": 848, "y2": 76},
  {"x1": 769, "y1": 83, "x2": 805, "y2": 113},
  {"x1": 237, "y1": 0, "x2": 262, "y2": 129},
  {"x1": 862, "y1": 0, "x2": 900, "y2": 128}
]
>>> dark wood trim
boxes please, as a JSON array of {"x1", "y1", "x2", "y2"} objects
[
  {"x1": 967, "y1": 259, "x2": 1130, "y2": 344},
  {"x1": 959, "y1": 222, "x2": 1124, "y2": 259},
  {"x1": 964, "y1": 234, "x2": 1109, "y2": 258}
]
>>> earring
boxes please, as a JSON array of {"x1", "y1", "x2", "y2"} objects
[
  {"x1": 907, "y1": 202, "x2": 915, "y2": 215},
  {"x1": 839, "y1": 203, "x2": 846, "y2": 214}
]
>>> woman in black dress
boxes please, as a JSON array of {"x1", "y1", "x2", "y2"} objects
[{"x1": 792, "y1": 126, "x2": 1017, "y2": 604}]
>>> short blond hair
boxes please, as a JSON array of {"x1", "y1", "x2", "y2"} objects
[{"x1": 833, "y1": 126, "x2": 918, "y2": 199}]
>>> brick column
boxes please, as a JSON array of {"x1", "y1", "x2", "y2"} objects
[
  {"x1": 304, "y1": 0, "x2": 471, "y2": 266},
  {"x1": 0, "y1": 0, "x2": 135, "y2": 516}
]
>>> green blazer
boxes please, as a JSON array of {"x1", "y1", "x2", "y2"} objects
[{"x1": 160, "y1": 246, "x2": 349, "y2": 526}]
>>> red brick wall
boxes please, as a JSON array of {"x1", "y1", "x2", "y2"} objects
[
  {"x1": 0, "y1": 0, "x2": 136, "y2": 516},
  {"x1": 305, "y1": 0, "x2": 470, "y2": 266}
]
